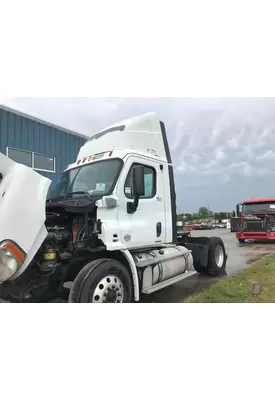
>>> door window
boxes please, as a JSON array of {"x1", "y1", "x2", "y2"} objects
[{"x1": 124, "y1": 164, "x2": 156, "y2": 199}]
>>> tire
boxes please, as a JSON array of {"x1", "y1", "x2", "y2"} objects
[
  {"x1": 238, "y1": 238, "x2": 245, "y2": 243},
  {"x1": 68, "y1": 258, "x2": 133, "y2": 303},
  {"x1": 207, "y1": 237, "x2": 227, "y2": 276}
]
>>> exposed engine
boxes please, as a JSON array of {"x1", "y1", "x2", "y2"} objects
[{"x1": 0, "y1": 200, "x2": 103, "y2": 302}]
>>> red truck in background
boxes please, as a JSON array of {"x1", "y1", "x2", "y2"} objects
[{"x1": 235, "y1": 198, "x2": 275, "y2": 243}]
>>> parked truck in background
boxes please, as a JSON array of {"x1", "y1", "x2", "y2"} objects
[
  {"x1": 0, "y1": 113, "x2": 227, "y2": 303},
  {"x1": 236, "y1": 198, "x2": 275, "y2": 243}
]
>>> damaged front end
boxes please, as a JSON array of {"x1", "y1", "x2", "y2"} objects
[
  {"x1": 0, "y1": 153, "x2": 51, "y2": 283},
  {"x1": 0, "y1": 153, "x2": 105, "y2": 302}
]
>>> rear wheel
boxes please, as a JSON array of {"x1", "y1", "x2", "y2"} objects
[
  {"x1": 68, "y1": 258, "x2": 133, "y2": 303},
  {"x1": 207, "y1": 237, "x2": 227, "y2": 276}
]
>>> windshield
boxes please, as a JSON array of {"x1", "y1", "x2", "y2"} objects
[
  {"x1": 49, "y1": 159, "x2": 122, "y2": 200},
  {"x1": 243, "y1": 202, "x2": 275, "y2": 213}
]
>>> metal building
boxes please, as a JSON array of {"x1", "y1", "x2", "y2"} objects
[{"x1": 0, "y1": 104, "x2": 87, "y2": 186}]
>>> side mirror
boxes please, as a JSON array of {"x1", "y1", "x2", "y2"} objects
[
  {"x1": 133, "y1": 165, "x2": 145, "y2": 197},
  {"x1": 236, "y1": 203, "x2": 243, "y2": 217},
  {"x1": 127, "y1": 165, "x2": 145, "y2": 214}
]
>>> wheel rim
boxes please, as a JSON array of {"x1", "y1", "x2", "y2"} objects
[
  {"x1": 215, "y1": 245, "x2": 224, "y2": 268},
  {"x1": 92, "y1": 275, "x2": 124, "y2": 303}
]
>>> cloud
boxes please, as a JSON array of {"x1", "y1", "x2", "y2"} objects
[{"x1": 1, "y1": 97, "x2": 275, "y2": 212}]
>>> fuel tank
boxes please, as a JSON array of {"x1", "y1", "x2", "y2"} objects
[{"x1": 133, "y1": 245, "x2": 194, "y2": 290}]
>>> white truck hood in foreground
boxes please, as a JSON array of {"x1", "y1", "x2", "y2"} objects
[{"x1": 0, "y1": 153, "x2": 51, "y2": 280}]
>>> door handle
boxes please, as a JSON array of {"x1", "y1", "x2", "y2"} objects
[{"x1": 156, "y1": 222, "x2": 162, "y2": 237}]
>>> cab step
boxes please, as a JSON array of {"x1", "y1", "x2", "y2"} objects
[{"x1": 142, "y1": 271, "x2": 197, "y2": 294}]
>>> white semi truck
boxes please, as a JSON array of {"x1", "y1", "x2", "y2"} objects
[{"x1": 0, "y1": 112, "x2": 227, "y2": 302}]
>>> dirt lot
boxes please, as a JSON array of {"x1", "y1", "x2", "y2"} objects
[{"x1": 141, "y1": 228, "x2": 275, "y2": 303}]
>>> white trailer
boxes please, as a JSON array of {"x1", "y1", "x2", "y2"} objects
[{"x1": 0, "y1": 113, "x2": 227, "y2": 302}]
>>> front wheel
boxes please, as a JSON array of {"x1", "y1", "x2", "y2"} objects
[
  {"x1": 68, "y1": 258, "x2": 133, "y2": 303},
  {"x1": 238, "y1": 238, "x2": 245, "y2": 243}
]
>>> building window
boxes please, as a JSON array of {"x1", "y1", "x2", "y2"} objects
[
  {"x1": 7, "y1": 148, "x2": 32, "y2": 168},
  {"x1": 33, "y1": 153, "x2": 55, "y2": 172},
  {"x1": 124, "y1": 164, "x2": 156, "y2": 199},
  {"x1": 7, "y1": 148, "x2": 55, "y2": 173}
]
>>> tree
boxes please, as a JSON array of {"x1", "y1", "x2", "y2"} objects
[
  {"x1": 214, "y1": 212, "x2": 220, "y2": 221},
  {"x1": 198, "y1": 207, "x2": 210, "y2": 218},
  {"x1": 232, "y1": 210, "x2": 236, "y2": 217},
  {"x1": 219, "y1": 212, "x2": 227, "y2": 220}
]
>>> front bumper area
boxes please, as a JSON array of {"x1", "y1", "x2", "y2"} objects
[{"x1": 236, "y1": 231, "x2": 275, "y2": 240}]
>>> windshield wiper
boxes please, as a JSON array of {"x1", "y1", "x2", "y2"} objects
[
  {"x1": 47, "y1": 191, "x2": 92, "y2": 203},
  {"x1": 64, "y1": 191, "x2": 92, "y2": 199}
]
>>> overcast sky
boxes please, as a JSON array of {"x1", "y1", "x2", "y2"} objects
[{"x1": 1, "y1": 97, "x2": 275, "y2": 213}]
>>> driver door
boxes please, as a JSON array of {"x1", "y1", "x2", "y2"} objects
[{"x1": 117, "y1": 156, "x2": 166, "y2": 248}]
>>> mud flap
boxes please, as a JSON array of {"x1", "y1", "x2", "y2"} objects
[{"x1": 185, "y1": 240, "x2": 209, "y2": 269}]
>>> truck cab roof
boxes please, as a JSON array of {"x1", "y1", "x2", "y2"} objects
[
  {"x1": 73, "y1": 112, "x2": 171, "y2": 167},
  {"x1": 243, "y1": 198, "x2": 275, "y2": 204}
]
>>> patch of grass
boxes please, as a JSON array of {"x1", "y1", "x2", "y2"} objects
[{"x1": 185, "y1": 255, "x2": 275, "y2": 303}]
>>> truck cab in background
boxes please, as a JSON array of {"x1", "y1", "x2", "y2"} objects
[
  {"x1": 236, "y1": 199, "x2": 275, "y2": 243},
  {"x1": 0, "y1": 113, "x2": 227, "y2": 303}
]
